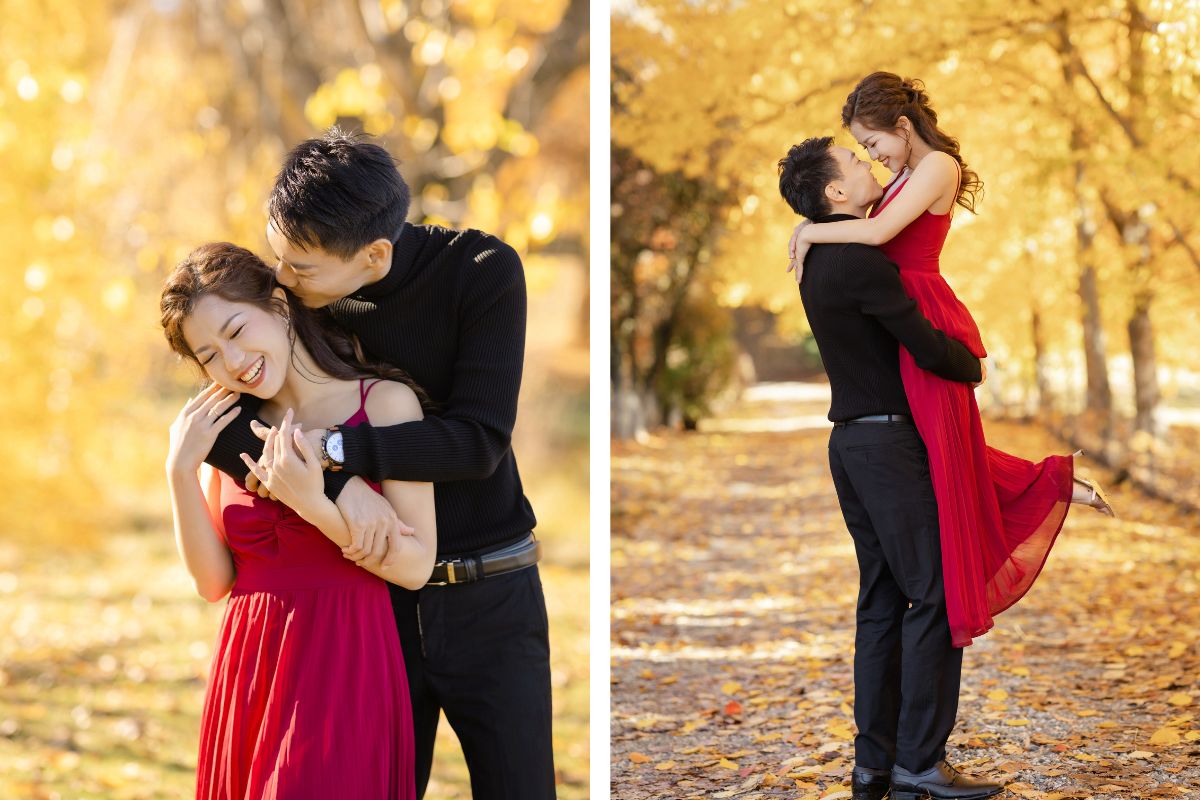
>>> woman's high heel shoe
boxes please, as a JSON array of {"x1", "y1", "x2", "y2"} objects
[{"x1": 1075, "y1": 476, "x2": 1117, "y2": 518}]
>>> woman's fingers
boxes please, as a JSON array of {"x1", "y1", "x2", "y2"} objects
[
  {"x1": 212, "y1": 405, "x2": 242, "y2": 433},
  {"x1": 263, "y1": 426, "x2": 278, "y2": 458},
  {"x1": 275, "y1": 416, "x2": 289, "y2": 464},
  {"x1": 282, "y1": 409, "x2": 296, "y2": 459},
  {"x1": 292, "y1": 428, "x2": 317, "y2": 466},
  {"x1": 208, "y1": 391, "x2": 239, "y2": 420},
  {"x1": 196, "y1": 385, "x2": 237, "y2": 420},
  {"x1": 239, "y1": 452, "x2": 269, "y2": 487},
  {"x1": 249, "y1": 419, "x2": 270, "y2": 441},
  {"x1": 191, "y1": 383, "x2": 222, "y2": 407}
]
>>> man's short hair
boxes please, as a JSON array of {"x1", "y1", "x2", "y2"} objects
[
  {"x1": 268, "y1": 127, "x2": 412, "y2": 258},
  {"x1": 777, "y1": 136, "x2": 838, "y2": 220}
]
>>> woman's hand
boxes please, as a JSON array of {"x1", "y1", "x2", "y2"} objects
[
  {"x1": 334, "y1": 477, "x2": 415, "y2": 565},
  {"x1": 167, "y1": 384, "x2": 241, "y2": 479},
  {"x1": 239, "y1": 409, "x2": 324, "y2": 518},
  {"x1": 244, "y1": 421, "x2": 328, "y2": 499},
  {"x1": 787, "y1": 220, "x2": 814, "y2": 286}
]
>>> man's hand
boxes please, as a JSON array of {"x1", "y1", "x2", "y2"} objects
[
  {"x1": 972, "y1": 359, "x2": 988, "y2": 389},
  {"x1": 335, "y1": 477, "x2": 416, "y2": 565},
  {"x1": 353, "y1": 530, "x2": 392, "y2": 571}
]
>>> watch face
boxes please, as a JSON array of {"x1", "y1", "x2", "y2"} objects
[{"x1": 327, "y1": 432, "x2": 345, "y2": 463}]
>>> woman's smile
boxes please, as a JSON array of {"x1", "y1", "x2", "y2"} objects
[{"x1": 237, "y1": 355, "x2": 266, "y2": 388}]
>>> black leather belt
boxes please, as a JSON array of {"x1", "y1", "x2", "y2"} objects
[
  {"x1": 425, "y1": 533, "x2": 540, "y2": 586},
  {"x1": 833, "y1": 414, "x2": 911, "y2": 428}
]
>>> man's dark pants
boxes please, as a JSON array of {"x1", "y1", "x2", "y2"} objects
[
  {"x1": 390, "y1": 564, "x2": 556, "y2": 799},
  {"x1": 827, "y1": 421, "x2": 963, "y2": 774}
]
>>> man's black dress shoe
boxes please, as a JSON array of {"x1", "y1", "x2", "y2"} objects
[
  {"x1": 890, "y1": 760, "x2": 1002, "y2": 800},
  {"x1": 852, "y1": 765, "x2": 892, "y2": 800}
]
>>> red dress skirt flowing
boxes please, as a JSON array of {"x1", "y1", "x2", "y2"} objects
[
  {"x1": 872, "y1": 175, "x2": 1074, "y2": 648},
  {"x1": 195, "y1": 390, "x2": 415, "y2": 798}
]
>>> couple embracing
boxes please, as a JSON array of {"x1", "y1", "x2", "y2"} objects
[
  {"x1": 778, "y1": 73, "x2": 1115, "y2": 799},
  {"x1": 162, "y1": 129, "x2": 555, "y2": 799}
]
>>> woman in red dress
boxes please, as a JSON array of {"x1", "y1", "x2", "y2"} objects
[
  {"x1": 790, "y1": 72, "x2": 1114, "y2": 647},
  {"x1": 160, "y1": 243, "x2": 436, "y2": 798}
]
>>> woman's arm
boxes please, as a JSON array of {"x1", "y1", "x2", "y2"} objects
[
  {"x1": 168, "y1": 464, "x2": 235, "y2": 603},
  {"x1": 166, "y1": 385, "x2": 240, "y2": 602},
  {"x1": 247, "y1": 384, "x2": 437, "y2": 590},
  {"x1": 803, "y1": 151, "x2": 960, "y2": 246}
]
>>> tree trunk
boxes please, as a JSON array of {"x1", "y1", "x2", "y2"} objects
[
  {"x1": 1030, "y1": 306, "x2": 1053, "y2": 414},
  {"x1": 1074, "y1": 163, "x2": 1113, "y2": 433},
  {"x1": 643, "y1": 255, "x2": 700, "y2": 413},
  {"x1": 611, "y1": 328, "x2": 648, "y2": 440},
  {"x1": 1128, "y1": 293, "x2": 1159, "y2": 436},
  {"x1": 1056, "y1": 11, "x2": 1114, "y2": 439},
  {"x1": 1123, "y1": 0, "x2": 1158, "y2": 439}
]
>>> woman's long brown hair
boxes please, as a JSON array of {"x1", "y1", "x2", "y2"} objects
[
  {"x1": 160, "y1": 242, "x2": 435, "y2": 411},
  {"x1": 842, "y1": 72, "x2": 983, "y2": 213}
]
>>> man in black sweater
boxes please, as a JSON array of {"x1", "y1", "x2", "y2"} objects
[
  {"x1": 778, "y1": 137, "x2": 1002, "y2": 800},
  {"x1": 203, "y1": 130, "x2": 554, "y2": 799}
]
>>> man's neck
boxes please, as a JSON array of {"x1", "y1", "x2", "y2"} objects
[{"x1": 826, "y1": 204, "x2": 868, "y2": 219}]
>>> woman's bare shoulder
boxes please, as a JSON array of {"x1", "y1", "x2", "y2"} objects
[
  {"x1": 914, "y1": 150, "x2": 959, "y2": 181},
  {"x1": 363, "y1": 380, "x2": 424, "y2": 426}
]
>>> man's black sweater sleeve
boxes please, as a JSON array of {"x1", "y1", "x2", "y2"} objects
[
  {"x1": 337, "y1": 240, "x2": 526, "y2": 485},
  {"x1": 842, "y1": 245, "x2": 982, "y2": 384},
  {"x1": 205, "y1": 393, "x2": 264, "y2": 479}
]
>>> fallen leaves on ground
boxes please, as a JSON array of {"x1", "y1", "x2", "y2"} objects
[{"x1": 611, "y1": 383, "x2": 1200, "y2": 800}]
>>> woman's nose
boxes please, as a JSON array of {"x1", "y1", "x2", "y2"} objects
[{"x1": 222, "y1": 344, "x2": 246, "y2": 373}]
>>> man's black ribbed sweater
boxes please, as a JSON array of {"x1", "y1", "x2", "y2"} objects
[
  {"x1": 207, "y1": 223, "x2": 536, "y2": 555},
  {"x1": 799, "y1": 214, "x2": 982, "y2": 421}
]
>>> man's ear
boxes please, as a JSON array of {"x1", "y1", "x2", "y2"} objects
[
  {"x1": 364, "y1": 238, "x2": 394, "y2": 272},
  {"x1": 824, "y1": 181, "x2": 845, "y2": 204}
]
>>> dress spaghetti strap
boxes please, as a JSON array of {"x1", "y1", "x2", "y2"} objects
[{"x1": 358, "y1": 378, "x2": 384, "y2": 411}]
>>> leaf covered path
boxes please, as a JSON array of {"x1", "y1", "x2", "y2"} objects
[{"x1": 612, "y1": 384, "x2": 1200, "y2": 800}]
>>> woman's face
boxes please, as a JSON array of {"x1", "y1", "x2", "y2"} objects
[
  {"x1": 181, "y1": 292, "x2": 292, "y2": 399},
  {"x1": 849, "y1": 118, "x2": 911, "y2": 174}
]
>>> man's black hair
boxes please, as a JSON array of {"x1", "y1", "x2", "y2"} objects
[
  {"x1": 268, "y1": 127, "x2": 412, "y2": 258},
  {"x1": 777, "y1": 136, "x2": 838, "y2": 220}
]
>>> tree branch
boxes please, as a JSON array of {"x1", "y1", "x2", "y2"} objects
[{"x1": 1167, "y1": 219, "x2": 1200, "y2": 272}]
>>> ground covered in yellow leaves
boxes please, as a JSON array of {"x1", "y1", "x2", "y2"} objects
[{"x1": 612, "y1": 384, "x2": 1200, "y2": 800}]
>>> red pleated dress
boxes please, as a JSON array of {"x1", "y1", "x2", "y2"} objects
[
  {"x1": 195, "y1": 382, "x2": 415, "y2": 798},
  {"x1": 871, "y1": 171, "x2": 1075, "y2": 648}
]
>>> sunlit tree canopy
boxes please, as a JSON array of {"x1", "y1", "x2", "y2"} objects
[{"x1": 613, "y1": 0, "x2": 1200, "y2": 440}]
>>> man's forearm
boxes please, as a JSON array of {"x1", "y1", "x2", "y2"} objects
[
  {"x1": 852, "y1": 256, "x2": 982, "y2": 384},
  {"x1": 882, "y1": 310, "x2": 981, "y2": 383},
  {"x1": 340, "y1": 414, "x2": 511, "y2": 484},
  {"x1": 914, "y1": 332, "x2": 982, "y2": 383},
  {"x1": 204, "y1": 395, "x2": 265, "y2": 479}
]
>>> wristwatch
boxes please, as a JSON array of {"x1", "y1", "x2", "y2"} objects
[{"x1": 320, "y1": 427, "x2": 345, "y2": 472}]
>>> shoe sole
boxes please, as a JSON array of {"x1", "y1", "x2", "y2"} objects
[{"x1": 892, "y1": 789, "x2": 1002, "y2": 800}]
